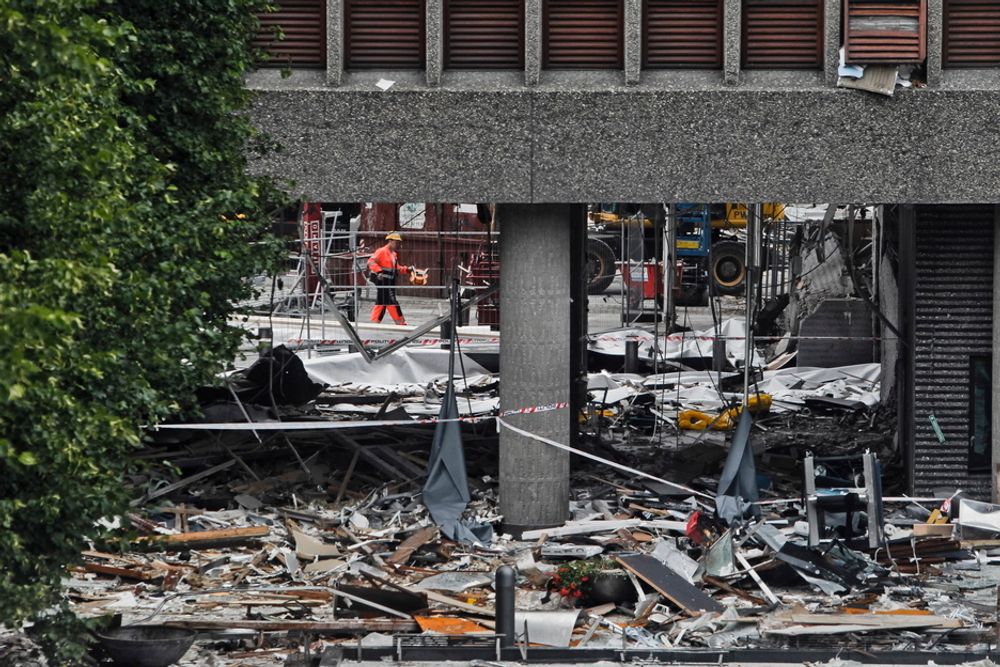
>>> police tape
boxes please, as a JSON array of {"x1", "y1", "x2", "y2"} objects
[
  {"x1": 153, "y1": 401, "x2": 569, "y2": 431},
  {"x1": 286, "y1": 337, "x2": 500, "y2": 347}
]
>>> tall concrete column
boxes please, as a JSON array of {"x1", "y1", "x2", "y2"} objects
[{"x1": 498, "y1": 204, "x2": 571, "y2": 532}]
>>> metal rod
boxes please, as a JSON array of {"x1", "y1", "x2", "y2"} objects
[{"x1": 743, "y1": 204, "x2": 757, "y2": 405}]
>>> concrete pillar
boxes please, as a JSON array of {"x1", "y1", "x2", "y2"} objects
[
  {"x1": 991, "y1": 206, "x2": 1000, "y2": 502},
  {"x1": 723, "y1": 0, "x2": 741, "y2": 85},
  {"x1": 498, "y1": 204, "x2": 571, "y2": 532},
  {"x1": 426, "y1": 0, "x2": 444, "y2": 86},
  {"x1": 326, "y1": 0, "x2": 343, "y2": 86},
  {"x1": 525, "y1": 0, "x2": 542, "y2": 85},
  {"x1": 926, "y1": 0, "x2": 943, "y2": 86},
  {"x1": 823, "y1": 0, "x2": 842, "y2": 85},
  {"x1": 625, "y1": 0, "x2": 643, "y2": 85}
]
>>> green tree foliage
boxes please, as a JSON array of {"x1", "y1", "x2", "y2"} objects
[{"x1": 0, "y1": 0, "x2": 281, "y2": 658}]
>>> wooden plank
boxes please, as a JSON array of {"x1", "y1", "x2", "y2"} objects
[
  {"x1": 386, "y1": 526, "x2": 438, "y2": 566},
  {"x1": 138, "y1": 525, "x2": 269, "y2": 548},
  {"x1": 164, "y1": 619, "x2": 418, "y2": 633},
  {"x1": 615, "y1": 554, "x2": 723, "y2": 615},
  {"x1": 131, "y1": 459, "x2": 236, "y2": 506},
  {"x1": 776, "y1": 612, "x2": 962, "y2": 629},
  {"x1": 521, "y1": 519, "x2": 685, "y2": 539},
  {"x1": 419, "y1": 589, "x2": 495, "y2": 617},
  {"x1": 81, "y1": 563, "x2": 158, "y2": 582}
]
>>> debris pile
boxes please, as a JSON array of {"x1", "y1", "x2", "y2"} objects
[{"x1": 58, "y1": 330, "x2": 1000, "y2": 665}]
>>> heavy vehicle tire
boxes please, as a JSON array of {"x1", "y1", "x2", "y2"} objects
[
  {"x1": 710, "y1": 241, "x2": 746, "y2": 296},
  {"x1": 586, "y1": 237, "x2": 617, "y2": 294}
]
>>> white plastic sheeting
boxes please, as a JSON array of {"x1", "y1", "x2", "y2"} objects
[
  {"x1": 589, "y1": 363, "x2": 881, "y2": 415},
  {"x1": 589, "y1": 319, "x2": 763, "y2": 369},
  {"x1": 302, "y1": 348, "x2": 488, "y2": 387}
]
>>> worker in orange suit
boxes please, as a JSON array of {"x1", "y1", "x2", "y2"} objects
[{"x1": 367, "y1": 232, "x2": 410, "y2": 325}]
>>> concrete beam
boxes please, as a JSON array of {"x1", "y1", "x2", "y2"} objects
[
  {"x1": 723, "y1": 0, "x2": 741, "y2": 85},
  {"x1": 326, "y1": 0, "x2": 343, "y2": 86},
  {"x1": 926, "y1": 0, "x2": 944, "y2": 86},
  {"x1": 824, "y1": 0, "x2": 841, "y2": 86},
  {"x1": 625, "y1": 0, "x2": 642, "y2": 86},
  {"x1": 248, "y1": 79, "x2": 1000, "y2": 203},
  {"x1": 525, "y1": 0, "x2": 542, "y2": 85},
  {"x1": 426, "y1": 0, "x2": 444, "y2": 86},
  {"x1": 498, "y1": 203, "x2": 571, "y2": 532}
]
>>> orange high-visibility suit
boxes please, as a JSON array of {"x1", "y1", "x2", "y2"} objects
[{"x1": 367, "y1": 244, "x2": 409, "y2": 325}]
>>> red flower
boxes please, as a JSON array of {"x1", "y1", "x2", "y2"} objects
[
  {"x1": 581, "y1": 576, "x2": 589, "y2": 582},
  {"x1": 560, "y1": 587, "x2": 569, "y2": 596},
  {"x1": 573, "y1": 590, "x2": 583, "y2": 598}
]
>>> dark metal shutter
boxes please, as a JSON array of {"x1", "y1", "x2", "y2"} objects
[
  {"x1": 844, "y1": 0, "x2": 925, "y2": 64},
  {"x1": 742, "y1": 0, "x2": 822, "y2": 68},
  {"x1": 912, "y1": 205, "x2": 994, "y2": 499},
  {"x1": 254, "y1": 0, "x2": 326, "y2": 68},
  {"x1": 944, "y1": 0, "x2": 1000, "y2": 67},
  {"x1": 446, "y1": 0, "x2": 524, "y2": 69},
  {"x1": 644, "y1": 0, "x2": 722, "y2": 68},
  {"x1": 543, "y1": 0, "x2": 623, "y2": 69},
  {"x1": 346, "y1": 0, "x2": 425, "y2": 69}
]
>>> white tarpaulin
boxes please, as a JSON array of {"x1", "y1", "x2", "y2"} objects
[
  {"x1": 589, "y1": 319, "x2": 762, "y2": 369},
  {"x1": 302, "y1": 348, "x2": 488, "y2": 387}
]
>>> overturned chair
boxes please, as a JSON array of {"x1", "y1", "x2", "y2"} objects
[{"x1": 803, "y1": 450, "x2": 884, "y2": 549}]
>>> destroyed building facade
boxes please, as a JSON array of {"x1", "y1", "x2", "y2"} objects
[{"x1": 247, "y1": 1, "x2": 1000, "y2": 516}]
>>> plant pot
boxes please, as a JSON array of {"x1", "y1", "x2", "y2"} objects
[{"x1": 588, "y1": 570, "x2": 637, "y2": 604}]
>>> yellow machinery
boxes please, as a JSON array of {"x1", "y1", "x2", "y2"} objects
[{"x1": 678, "y1": 393, "x2": 773, "y2": 431}]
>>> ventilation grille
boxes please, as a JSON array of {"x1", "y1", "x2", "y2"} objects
[
  {"x1": 446, "y1": 0, "x2": 524, "y2": 68},
  {"x1": 743, "y1": 0, "x2": 822, "y2": 69},
  {"x1": 347, "y1": 0, "x2": 425, "y2": 69},
  {"x1": 944, "y1": 0, "x2": 1000, "y2": 67},
  {"x1": 912, "y1": 205, "x2": 995, "y2": 500},
  {"x1": 543, "y1": 0, "x2": 623, "y2": 69},
  {"x1": 844, "y1": 0, "x2": 925, "y2": 64},
  {"x1": 644, "y1": 0, "x2": 723, "y2": 68},
  {"x1": 254, "y1": 0, "x2": 326, "y2": 68}
]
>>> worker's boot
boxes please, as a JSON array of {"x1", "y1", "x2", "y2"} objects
[
  {"x1": 370, "y1": 305, "x2": 386, "y2": 323},
  {"x1": 387, "y1": 305, "x2": 407, "y2": 326}
]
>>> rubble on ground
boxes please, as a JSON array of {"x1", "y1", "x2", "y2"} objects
[{"x1": 53, "y1": 325, "x2": 1000, "y2": 666}]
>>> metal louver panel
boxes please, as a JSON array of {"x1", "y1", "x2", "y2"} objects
[
  {"x1": 644, "y1": 0, "x2": 722, "y2": 68},
  {"x1": 347, "y1": 0, "x2": 425, "y2": 69},
  {"x1": 544, "y1": 0, "x2": 623, "y2": 69},
  {"x1": 446, "y1": 0, "x2": 524, "y2": 69},
  {"x1": 912, "y1": 205, "x2": 994, "y2": 500},
  {"x1": 944, "y1": 0, "x2": 1000, "y2": 67},
  {"x1": 254, "y1": 0, "x2": 326, "y2": 68},
  {"x1": 844, "y1": 0, "x2": 925, "y2": 64},
  {"x1": 742, "y1": 0, "x2": 822, "y2": 68}
]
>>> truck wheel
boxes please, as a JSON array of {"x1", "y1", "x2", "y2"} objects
[
  {"x1": 710, "y1": 241, "x2": 746, "y2": 296},
  {"x1": 586, "y1": 238, "x2": 617, "y2": 294}
]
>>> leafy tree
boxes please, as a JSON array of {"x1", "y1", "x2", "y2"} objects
[{"x1": 0, "y1": 0, "x2": 281, "y2": 660}]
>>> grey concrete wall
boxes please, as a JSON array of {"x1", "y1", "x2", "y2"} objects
[
  {"x1": 497, "y1": 204, "x2": 571, "y2": 531},
  {"x1": 249, "y1": 73, "x2": 1000, "y2": 203}
]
